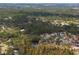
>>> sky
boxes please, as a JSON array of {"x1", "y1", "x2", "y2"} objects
[{"x1": 0, "y1": 0, "x2": 79, "y2": 3}]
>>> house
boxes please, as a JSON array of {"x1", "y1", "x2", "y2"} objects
[
  {"x1": 43, "y1": 33, "x2": 51, "y2": 40},
  {"x1": 8, "y1": 16, "x2": 12, "y2": 19},
  {"x1": 59, "y1": 32, "x2": 65, "y2": 37},
  {"x1": 76, "y1": 24, "x2": 79, "y2": 27},
  {"x1": 4, "y1": 18, "x2": 8, "y2": 20},
  {"x1": 13, "y1": 50, "x2": 19, "y2": 55},
  {"x1": 20, "y1": 29, "x2": 25, "y2": 32},
  {"x1": 50, "y1": 33, "x2": 56, "y2": 36}
]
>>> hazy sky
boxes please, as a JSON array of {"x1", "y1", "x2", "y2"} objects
[{"x1": 0, "y1": 0, "x2": 79, "y2": 3}]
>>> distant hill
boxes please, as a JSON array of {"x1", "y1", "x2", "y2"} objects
[{"x1": 0, "y1": 3, "x2": 79, "y2": 9}]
